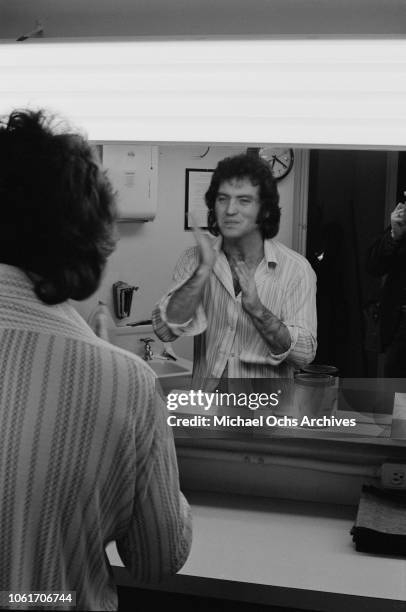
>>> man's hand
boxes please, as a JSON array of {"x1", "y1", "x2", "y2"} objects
[
  {"x1": 233, "y1": 260, "x2": 262, "y2": 314},
  {"x1": 166, "y1": 216, "x2": 215, "y2": 325},
  {"x1": 233, "y1": 259, "x2": 291, "y2": 354},
  {"x1": 189, "y1": 214, "x2": 217, "y2": 273},
  {"x1": 391, "y1": 195, "x2": 406, "y2": 241}
]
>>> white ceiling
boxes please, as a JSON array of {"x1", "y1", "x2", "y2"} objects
[{"x1": 1, "y1": 0, "x2": 406, "y2": 40}]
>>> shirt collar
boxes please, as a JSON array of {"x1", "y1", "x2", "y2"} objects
[
  {"x1": 212, "y1": 235, "x2": 279, "y2": 267},
  {"x1": 263, "y1": 239, "x2": 279, "y2": 267},
  {"x1": 0, "y1": 264, "x2": 46, "y2": 303},
  {"x1": 0, "y1": 263, "x2": 96, "y2": 341},
  {"x1": 212, "y1": 235, "x2": 223, "y2": 253}
]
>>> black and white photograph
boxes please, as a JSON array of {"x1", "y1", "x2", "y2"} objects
[{"x1": 1, "y1": 2, "x2": 406, "y2": 612}]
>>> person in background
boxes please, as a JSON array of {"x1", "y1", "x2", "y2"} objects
[
  {"x1": 153, "y1": 153, "x2": 317, "y2": 389},
  {"x1": 367, "y1": 195, "x2": 406, "y2": 377},
  {"x1": 0, "y1": 110, "x2": 191, "y2": 611}
]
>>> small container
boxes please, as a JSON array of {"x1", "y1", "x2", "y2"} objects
[
  {"x1": 300, "y1": 364, "x2": 339, "y2": 412},
  {"x1": 92, "y1": 301, "x2": 110, "y2": 342},
  {"x1": 294, "y1": 373, "x2": 336, "y2": 420}
]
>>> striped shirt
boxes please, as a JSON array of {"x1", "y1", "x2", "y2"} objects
[
  {"x1": 153, "y1": 237, "x2": 317, "y2": 387},
  {"x1": 0, "y1": 264, "x2": 192, "y2": 611}
]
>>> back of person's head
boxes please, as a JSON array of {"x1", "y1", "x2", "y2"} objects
[
  {"x1": 205, "y1": 152, "x2": 281, "y2": 239},
  {"x1": 0, "y1": 109, "x2": 117, "y2": 304}
]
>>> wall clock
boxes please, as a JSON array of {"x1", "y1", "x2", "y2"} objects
[{"x1": 257, "y1": 147, "x2": 294, "y2": 181}]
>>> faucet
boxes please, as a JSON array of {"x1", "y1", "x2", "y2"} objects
[{"x1": 140, "y1": 337, "x2": 154, "y2": 361}]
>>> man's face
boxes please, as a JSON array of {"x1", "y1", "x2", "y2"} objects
[{"x1": 215, "y1": 177, "x2": 261, "y2": 241}]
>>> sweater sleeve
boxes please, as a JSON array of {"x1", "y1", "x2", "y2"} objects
[
  {"x1": 152, "y1": 247, "x2": 208, "y2": 342},
  {"x1": 116, "y1": 378, "x2": 192, "y2": 583}
]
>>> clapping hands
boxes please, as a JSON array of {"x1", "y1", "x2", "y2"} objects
[{"x1": 188, "y1": 213, "x2": 217, "y2": 273}]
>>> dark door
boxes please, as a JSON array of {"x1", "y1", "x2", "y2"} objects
[{"x1": 306, "y1": 150, "x2": 387, "y2": 377}]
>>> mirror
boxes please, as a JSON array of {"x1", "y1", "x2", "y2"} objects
[{"x1": 78, "y1": 143, "x2": 406, "y2": 448}]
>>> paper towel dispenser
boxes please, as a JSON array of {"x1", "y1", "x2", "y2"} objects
[{"x1": 101, "y1": 145, "x2": 158, "y2": 221}]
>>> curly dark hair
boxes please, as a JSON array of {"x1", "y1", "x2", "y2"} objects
[
  {"x1": 205, "y1": 153, "x2": 280, "y2": 239},
  {"x1": 0, "y1": 109, "x2": 117, "y2": 305}
]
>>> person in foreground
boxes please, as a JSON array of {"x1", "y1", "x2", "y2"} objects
[
  {"x1": 0, "y1": 110, "x2": 192, "y2": 611},
  {"x1": 153, "y1": 153, "x2": 317, "y2": 388},
  {"x1": 367, "y1": 194, "x2": 406, "y2": 377}
]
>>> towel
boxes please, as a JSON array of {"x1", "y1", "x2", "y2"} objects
[{"x1": 351, "y1": 485, "x2": 406, "y2": 555}]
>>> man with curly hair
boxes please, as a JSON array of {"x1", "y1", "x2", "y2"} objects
[
  {"x1": 153, "y1": 153, "x2": 317, "y2": 387},
  {"x1": 0, "y1": 109, "x2": 191, "y2": 611}
]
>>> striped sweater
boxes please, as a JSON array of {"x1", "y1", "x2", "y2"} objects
[{"x1": 0, "y1": 264, "x2": 192, "y2": 611}]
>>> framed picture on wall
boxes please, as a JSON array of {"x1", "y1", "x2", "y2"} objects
[{"x1": 185, "y1": 168, "x2": 214, "y2": 230}]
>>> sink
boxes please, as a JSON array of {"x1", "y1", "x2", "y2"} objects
[
  {"x1": 111, "y1": 325, "x2": 192, "y2": 378},
  {"x1": 147, "y1": 359, "x2": 192, "y2": 377}
]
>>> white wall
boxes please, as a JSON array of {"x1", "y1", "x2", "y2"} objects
[{"x1": 74, "y1": 144, "x2": 295, "y2": 357}]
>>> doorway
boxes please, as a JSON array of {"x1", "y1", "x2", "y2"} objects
[{"x1": 306, "y1": 149, "x2": 387, "y2": 378}]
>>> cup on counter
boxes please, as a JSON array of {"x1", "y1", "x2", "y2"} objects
[
  {"x1": 293, "y1": 373, "x2": 336, "y2": 421},
  {"x1": 300, "y1": 364, "x2": 339, "y2": 413}
]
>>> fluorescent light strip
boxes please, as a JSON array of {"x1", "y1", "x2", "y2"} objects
[{"x1": 1, "y1": 39, "x2": 406, "y2": 146}]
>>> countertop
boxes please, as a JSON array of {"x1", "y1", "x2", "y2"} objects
[{"x1": 106, "y1": 491, "x2": 406, "y2": 611}]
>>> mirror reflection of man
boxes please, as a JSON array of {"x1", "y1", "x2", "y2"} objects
[
  {"x1": 153, "y1": 153, "x2": 317, "y2": 388},
  {"x1": 367, "y1": 195, "x2": 406, "y2": 377}
]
